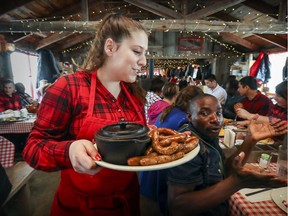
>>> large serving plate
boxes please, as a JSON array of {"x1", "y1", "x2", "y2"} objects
[
  {"x1": 271, "y1": 187, "x2": 288, "y2": 213},
  {"x1": 95, "y1": 144, "x2": 200, "y2": 172}
]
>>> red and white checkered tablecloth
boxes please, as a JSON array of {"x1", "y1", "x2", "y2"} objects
[
  {"x1": 0, "y1": 136, "x2": 15, "y2": 168},
  {"x1": 229, "y1": 163, "x2": 286, "y2": 216},
  {"x1": 0, "y1": 118, "x2": 35, "y2": 134}
]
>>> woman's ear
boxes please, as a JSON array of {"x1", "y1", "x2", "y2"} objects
[{"x1": 104, "y1": 38, "x2": 116, "y2": 56}]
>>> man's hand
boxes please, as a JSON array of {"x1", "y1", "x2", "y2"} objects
[{"x1": 248, "y1": 119, "x2": 288, "y2": 142}]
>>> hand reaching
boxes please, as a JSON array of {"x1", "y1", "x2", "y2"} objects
[
  {"x1": 247, "y1": 118, "x2": 288, "y2": 142},
  {"x1": 231, "y1": 152, "x2": 287, "y2": 188}
]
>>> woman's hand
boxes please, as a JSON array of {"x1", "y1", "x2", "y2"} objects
[
  {"x1": 247, "y1": 118, "x2": 288, "y2": 142},
  {"x1": 69, "y1": 139, "x2": 102, "y2": 175},
  {"x1": 230, "y1": 152, "x2": 287, "y2": 188}
]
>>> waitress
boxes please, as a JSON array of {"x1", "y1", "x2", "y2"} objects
[{"x1": 23, "y1": 13, "x2": 148, "y2": 216}]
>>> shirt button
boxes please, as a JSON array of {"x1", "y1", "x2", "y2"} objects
[
  {"x1": 112, "y1": 99, "x2": 115, "y2": 103},
  {"x1": 118, "y1": 109, "x2": 121, "y2": 112}
]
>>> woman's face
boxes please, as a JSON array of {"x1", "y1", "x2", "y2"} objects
[
  {"x1": 108, "y1": 30, "x2": 148, "y2": 83},
  {"x1": 4, "y1": 83, "x2": 15, "y2": 97},
  {"x1": 274, "y1": 94, "x2": 287, "y2": 108}
]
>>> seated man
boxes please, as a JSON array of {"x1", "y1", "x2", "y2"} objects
[
  {"x1": 204, "y1": 74, "x2": 227, "y2": 105},
  {"x1": 0, "y1": 79, "x2": 22, "y2": 112},
  {"x1": 15, "y1": 82, "x2": 38, "y2": 107},
  {"x1": 166, "y1": 94, "x2": 287, "y2": 216},
  {"x1": 234, "y1": 76, "x2": 273, "y2": 119},
  {"x1": 222, "y1": 79, "x2": 244, "y2": 120}
]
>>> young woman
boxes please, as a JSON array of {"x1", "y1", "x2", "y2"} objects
[{"x1": 23, "y1": 13, "x2": 148, "y2": 216}]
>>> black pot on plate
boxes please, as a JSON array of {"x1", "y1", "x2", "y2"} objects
[{"x1": 95, "y1": 122, "x2": 151, "y2": 165}]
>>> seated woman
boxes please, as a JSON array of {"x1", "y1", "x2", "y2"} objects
[
  {"x1": 140, "y1": 85, "x2": 204, "y2": 215},
  {"x1": 148, "y1": 82, "x2": 179, "y2": 125},
  {"x1": 236, "y1": 80, "x2": 287, "y2": 125},
  {"x1": 0, "y1": 79, "x2": 22, "y2": 113}
]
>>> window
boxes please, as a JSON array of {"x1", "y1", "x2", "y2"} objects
[
  {"x1": 268, "y1": 52, "x2": 288, "y2": 93},
  {"x1": 10, "y1": 51, "x2": 38, "y2": 98}
]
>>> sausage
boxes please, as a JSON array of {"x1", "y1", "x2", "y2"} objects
[
  {"x1": 157, "y1": 128, "x2": 178, "y2": 135},
  {"x1": 152, "y1": 140, "x2": 179, "y2": 155},
  {"x1": 140, "y1": 151, "x2": 185, "y2": 166},
  {"x1": 159, "y1": 133, "x2": 187, "y2": 146},
  {"x1": 184, "y1": 137, "x2": 199, "y2": 153},
  {"x1": 127, "y1": 152, "x2": 158, "y2": 166}
]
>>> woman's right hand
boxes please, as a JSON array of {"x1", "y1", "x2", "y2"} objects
[{"x1": 69, "y1": 139, "x2": 102, "y2": 175}]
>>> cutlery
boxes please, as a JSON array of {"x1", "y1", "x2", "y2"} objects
[{"x1": 245, "y1": 188, "x2": 271, "y2": 197}]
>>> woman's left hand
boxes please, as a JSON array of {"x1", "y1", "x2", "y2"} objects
[{"x1": 69, "y1": 139, "x2": 102, "y2": 175}]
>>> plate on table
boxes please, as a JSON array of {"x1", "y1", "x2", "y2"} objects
[
  {"x1": 0, "y1": 117, "x2": 28, "y2": 123},
  {"x1": 271, "y1": 187, "x2": 288, "y2": 213},
  {"x1": 257, "y1": 138, "x2": 275, "y2": 145},
  {"x1": 95, "y1": 144, "x2": 200, "y2": 172}
]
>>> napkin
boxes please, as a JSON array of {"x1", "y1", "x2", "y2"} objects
[
  {"x1": 223, "y1": 129, "x2": 236, "y2": 148},
  {"x1": 239, "y1": 188, "x2": 272, "y2": 202}
]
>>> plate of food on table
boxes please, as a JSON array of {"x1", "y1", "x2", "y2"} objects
[{"x1": 95, "y1": 127, "x2": 200, "y2": 171}]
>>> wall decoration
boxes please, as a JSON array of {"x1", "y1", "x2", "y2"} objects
[{"x1": 178, "y1": 37, "x2": 203, "y2": 51}]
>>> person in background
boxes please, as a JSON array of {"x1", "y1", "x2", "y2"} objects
[
  {"x1": 236, "y1": 80, "x2": 287, "y2": 138},
  {"x1": 140, "y1": 85, "x2": 204, "y2": 215},
  {"x1": 35, "y1": 79, "x2": 51, "y2": 103},
  {"x1": 15, "y1": 82, "x2": 38, "y2": 107},
  {"x1": 23, "y1": 13, "x2": 148, "y2": 216},
  {"x1": 204, "y1": 74, "x2": 227, "y2": 105},
  {"x1": 148, "y1": 82, "x2": 179, "y2": 125},
  {"x1": 178, "y1": 76, "x2": 188, "y2": 91},
  {"x1": 0, "y1": 79, "x2": 22, "y2": 113},
  {"x1": 144, "y1": 77, "x2": 165, "y2": 124},
  {"x1": 234, "y1": 76, "x2": 273, "y2": 119},
  {"x1": 166, "y1": 94, "x2": 287, "y2": 216},
  {"x1": 222, "y1": 79, "x2": 244, "y2": 120}
]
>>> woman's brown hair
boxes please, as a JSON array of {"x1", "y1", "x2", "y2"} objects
[
  {"x1": 159, "y1": 85, "x2": 203, "y2": 122},
  {"x1": 81, "y1": 13, "x2": 148, "y2": 103}
]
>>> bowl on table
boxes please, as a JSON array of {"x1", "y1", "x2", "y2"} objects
[
  {"x1": 95, "y1": 122, "x2": 151, "y2": 165},
  {"x1": 26, "y1": 105, "x2": 38, "y2": 114}
]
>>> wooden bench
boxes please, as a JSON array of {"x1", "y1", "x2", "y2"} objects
[{"x1": 2, "y1": 161, "x2": 35, "y2": 215}]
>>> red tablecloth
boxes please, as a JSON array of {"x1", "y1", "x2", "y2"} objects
[
  {"x1": 229, "y1": 163, "x2": 286, "y2": 216},
  {"x1": 0, "y1": 118, "x2": 35, "y2": 134},
  {"x1": 0, "y1": 136, "x2": 15, "y2": 168}
]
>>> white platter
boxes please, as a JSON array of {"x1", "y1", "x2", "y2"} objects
[
  {"x1": 95, "y1": 144, "x2": 200, "y2": 172},
  {"x1": 271, "y1": 187, "x2": 288, "y2": 213}
]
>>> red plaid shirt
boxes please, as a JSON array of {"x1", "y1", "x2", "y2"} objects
[
  {"x1": 0, "y1": 92, "x2": 22, "y2": 112},
  {"x1": 23, "y1": 71, "x2": 145, "y2": 171},
  {"x1": 241, "y1": 91, "x2": 273, "y2": 116}
]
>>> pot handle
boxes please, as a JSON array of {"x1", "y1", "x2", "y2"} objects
[{"x1": 119, "y1": 121, "x2": 127, "y2": 130}]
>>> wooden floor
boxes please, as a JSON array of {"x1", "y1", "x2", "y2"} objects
[{"x1": 3, "y1": 169, "x2": 163, "y2": 216}]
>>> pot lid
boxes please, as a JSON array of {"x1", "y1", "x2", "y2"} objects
[{"x1": 96, "y1": 122, "x2": 149, "y2": 140}]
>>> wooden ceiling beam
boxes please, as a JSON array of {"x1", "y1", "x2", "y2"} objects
[
  {"x1": 185, "y1": 0, "x2": 246, "y2": 20},
  {"x1": 0, "y1": 0, "x2": 34, "y2": 16},
  {"x1": 253, "y1": 34, "x2": 287, "y2": 49},
  {"x1": 35, "y1": 32, "x2": 73, "y2": 50},
  {"x1": 242, "y1": 0, "x2": 278, "y2": 19},
  {"x1": 278, "y1": 0, "x2": 287, "y2": 22},
  {"x1": 220, "y1": 32, "x2": 259, "y2": 51},
  {"x1": 53, "y1": 33, "x2": 94, "y2": 52},
  {"x1": 0, "y1": 20, "x2": 286, "y2": 34},
  {"x1": 124, "y1": 0, "x2": 183, "y2": 19}
]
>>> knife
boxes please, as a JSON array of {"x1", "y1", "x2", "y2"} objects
[{"x1": 245, "y1": 188, "x2": 271, "y2": 197}]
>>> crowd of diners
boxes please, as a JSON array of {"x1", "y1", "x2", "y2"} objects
[{"x1": 0, "y1": 13, "x2": 287, "y2": 216}]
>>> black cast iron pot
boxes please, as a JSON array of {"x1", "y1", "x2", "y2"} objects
[{"x1": 95, "y1": 122, "x2": 151, "y2": 165}]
